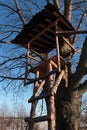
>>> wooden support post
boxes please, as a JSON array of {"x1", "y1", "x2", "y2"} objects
[
  {"x1": 62, "y1": 36, "x2": 76, "y2": 52},
  {"x1": 56, "y1": 30, "x2": 87, "y2": 35},
  {"x1": 55, "y1": 22, "x2": 61, "y2": 72},
  {"x1": 25, "y1": 115, "x2": 49, "y2": 123},
  {"x1": 47, "y1": 60, "x2": 56, "y2": 130},
  {"x1": 34, "y1": 70, "x2": 39, "y2": 88},
  {"x1": 51, "y1": 70, "x2": 65, "y2": 95},
  {"x1": 35, "y1": 80, "x2": 46, "y2": 96},
  {"x1": 24, "y1": 59, "x2": 28, "y2": 85},
  {"x1": 28, "y1": 92, "x2": 53, "y2": 103},
  {"x1": 27, "y1": 43, "x2": 30, "y2": 55},
  {"x1": 26, "y1": 42, "x2": 41, "y2": 63},
  {"x1": 29, "y1": 70, "x2": 39, "y2": 130},
  {"x1": 50, "y1": 60, "x2": 57, "y2": 68},
  {"x1": 24, "y1": 43, "x2": 30, "y2": 85}
]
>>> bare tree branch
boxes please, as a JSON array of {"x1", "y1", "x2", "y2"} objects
[
  {"x1": 64, "y1": 0, "x2": 72, "y2": 21},
  {"x1": 0, "y1": 75, "x2": 24, "y2": 81},
  {"x1": 72, "y1": 10, "x2": 87, "y2": 43},
  {"x1": 0, "y1": 40, "x2": 8, "y2": 44},
  {"x1": 53, "y1": 0, "x2": 60, "y2": 8},
  {"x1": 14, "y1": 0, "x2": 26, "y2": 26},
  {"x1": 0, "y1": 54, "x2": 25, "y2": 66},
  {"x1": 0, "y1": 2, "x2": 16, "y2": 12},
  {"x1": 70, "y1": 36, "x2": 87, "y2": 88},
  {"x1": 0, "y1": 24, "x2": 22, "y2": 29},
  {"x1": 78, "y1": 80, "x2": 87, "y2": 97}
]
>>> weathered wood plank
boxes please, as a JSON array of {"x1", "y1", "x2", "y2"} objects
[
  {"x1": 28, "y1": 17, "x2": 61, "y2": 44},
  {"x1": 24, "y1": 59, "x2": 28, "y2": 85},
  {"x1": 62, "y1": 36, "x2": 76, "y2": 52},
  {"x1": 56, "y1": 30, "x2": 87, "y2": 35},
  {"x1": 50, "y1": 60, "x2": 57, "y2": 68},
  {"x1": 28, "y1": 92, "x2": 53, "y2": 103},
  {"x1": 51, "y1": 70, "x2": 65, "y2": 94},
  {"x1": 24, "y1": 115, "x2": 49, "y2": 123},
  {"x1": 25, "y1": 69, "x2": 57, "y2": 85},
  {"x1": 47, "y1": 60, "x2": 56, "y2": 130},
  {"x1": 55, "y1": 22, "x2": 61, "y2": 72},
  {"x1": 29, "y1": 70, "x2": 40, "y2": 130},
  {"x1": 35, "y1": 80, "x2": 46, "y2": 96}
]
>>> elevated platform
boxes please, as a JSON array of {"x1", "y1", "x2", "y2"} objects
[
  {"x1": 29, "y1": 55, "x2": 68, "y2": 76},
  {"x1": 11, "y1": 3, "x2": 75, "y2": 55}
]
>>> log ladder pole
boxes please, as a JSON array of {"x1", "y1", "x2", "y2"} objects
[{"x1": 29, "y1": 70, "x2": 39, "y2": 130}]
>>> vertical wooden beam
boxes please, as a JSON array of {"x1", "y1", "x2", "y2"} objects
[
  {"x1": 51, "y1": 70, "x2": 65, "y2": 94},
  {"x1": 35, "y1": 80, "x2": 46, "y2": 96},
  {"x1": 24, "y1": 59, "x2": 28, "y2": 85},
  {"x1": 24, "y1": 43, "x2": 30, "y2": 86},
  {"x1": 55, "y1": 22, "x2": 61, "y2": 72},
  {"x1": 29, "y1": 70, "x2": 39, "y2": 130},
  {"x1": 50, "y1": 60, "x2": 57, "y2": 68},
  {"x1": 47, "y1": 59, "x2": 56, "y2": 130},
  {"x1": 27, "y1": 42, "x2": 30, "y2": 55},
  {"x1": 34, "y1": 70, "x2": 39, "y2": 90}
]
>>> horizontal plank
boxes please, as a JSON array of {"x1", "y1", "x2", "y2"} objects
[
  {"x1": 56, "y1": 30, "x2": 87, "y2": 35},
  {"x1": 28, "y1": 92, "x2": 53, "y2": 103},
  {"x1": 25, "y1": 69, "x2": 57, "y2": 85},
  {"x1": 24, "y1": 115, "x2": 49, "y2": 123}
]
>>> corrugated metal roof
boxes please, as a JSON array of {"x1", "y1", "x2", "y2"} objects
[{"x1": 12, "y1": 3, "x2": 75, "y2": 54}]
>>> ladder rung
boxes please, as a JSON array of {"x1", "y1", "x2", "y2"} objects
[
  {"x1": 28, "y1": 92, "x2": 53, "y2": 103},
  {"x1": 25, "y1": 69, "x2": 57, "y2": 85},
  {"x1": 24, "y1": 115, "x2": 49, "y2": 123}
]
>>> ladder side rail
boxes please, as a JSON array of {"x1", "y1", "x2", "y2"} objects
[
  {"x1": 24, "y1": 59, "x2": 28, "y2": 85},
  {"x1": 35, "y1": 79, "x2": 46, "y2": 96},
  {"x1": 51, "y1": 69, "x2": 65, "y2": 95},
  {"x1": 55, "y1": 22, "x2": 61, "y2": 72},
  {"x1": 47, "y1": 60, "x2": 56, "y2": 130},
  {"x1": 29, "y1": 70, "x2": 39, "y2": 130}
]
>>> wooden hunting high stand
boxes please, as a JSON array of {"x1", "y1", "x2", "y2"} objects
[{"x1": 12, "y1": 3, "x2": 76, "y2": 130}]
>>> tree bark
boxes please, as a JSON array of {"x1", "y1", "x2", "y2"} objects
[
  {"x1": 64, "y1": 0, "x2": 72, "y2": 21},
  {"x1": 55, "y1": 77, "x2": 81, "y2": 130},
  {"x1": 55, "y1": 66, "x2": 72, "y2": 130},
  {"x1": 70, "y1": 36, "x2": 87, "y2": 88},
  {"x1": 53, "y1": 0, "x2": 60, "y2": 9}
]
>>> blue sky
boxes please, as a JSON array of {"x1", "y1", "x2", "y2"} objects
[
  {"x1": 0, "y1": 84, "x2": 31, "y2": 116},
  {"x1": 0, "y1": 0, "x2": 48, "y2": 116}
]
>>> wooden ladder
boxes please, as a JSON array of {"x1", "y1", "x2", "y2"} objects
[
  {"x1": 24, "y1": 33, "x2": 76, "y2": 130},
  {"x1": 24, "y1": 55, "x2": 68, "y2": 130}
]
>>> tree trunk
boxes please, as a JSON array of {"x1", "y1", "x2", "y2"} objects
[
  {"x1": 56, "y1": 87, "x2": 81, "y2": 130},
  {"x1": 55, "y1": 65, "x2": 81, "y2": 130},
  {"x1": 64, "y1": 0, "x2": 72, "y2": 21},
  {"x1": 70, "y1": 90, "x2": 81, "y2": 130},
  {"x1": 53, "y1": 0, "x2": 60, "y2": 8}
]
